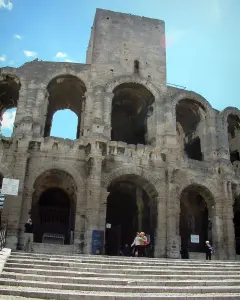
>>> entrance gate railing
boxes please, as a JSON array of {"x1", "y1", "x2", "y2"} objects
[{"x1": 0, "y1": 228, "x2": 6, "y2": 251}]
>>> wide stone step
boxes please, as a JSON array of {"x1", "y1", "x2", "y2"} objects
[
  {"x1": 4, "y1": 265, "x2": 240, "y2": 276},
  {"x1": 3, "y1": 267, "x2": 240, "y2": 280},
  {"x1": 6, "y1": 261, "x2": 240, "y2": 273},
  {"x1": 2, "y1": 272, "x2": 240, "y2": 287},
  {"x1": 1, "y1": 278, "x2": 240, "y2": 294},
  {"x1": 10, "y1": 252, "x2": 240, "y2": 265},
  {"x1": 0, "y1": 285, "x2": 240, "y2": 300},
  {"x1": 7, "y1": 258, "x2": 240, "y2": 270}
]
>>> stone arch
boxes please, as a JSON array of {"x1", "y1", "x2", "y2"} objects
[
  {"x1": 105, "y1": 75, "x2": 160, "y2": 101},
  {"x1": 220, "y1": 107, "x2": 240, "y2": 128},
  {"x1": 172, "y1": 90, "x2": 213, "y2": 117},
  {"x1": 102, "y1": 165, "x2": 159, "y2": 199},
  {"x1": 28, "y1": 162, "x2": 84, "y2": 192},
  {"x1": 41, "y1": 71, "x2": 88, "y2": 92}
]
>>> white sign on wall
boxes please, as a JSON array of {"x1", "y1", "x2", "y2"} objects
[
  {"x1": 191, "y1": 234, "x2": 200, "y2": 244},
  {"x1": 106, "y1": 223, "x2": 111, "y2": 229},
  {"x1": 1, "y1": 178, "x2": 19, "y2": 196}
]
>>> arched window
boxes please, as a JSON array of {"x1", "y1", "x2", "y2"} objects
[
  {"x1": 50, "y1": 109, "x2": 78, "y2": 139},
  {"x1": 44, "y1": 75, "x2": 86, "y2": 139},
  {"x1": 227, "y1": 114, "x2": 240, "y2": 164},
  {"x1": 176, "y1": 99, "x2": 206, "y2": 161},
  {"x1": 111, "y1": 83, "x2": 154, "y2": 145},
  {"x1": 0, "y1": 75, "x2": 20, "y2": 137}
]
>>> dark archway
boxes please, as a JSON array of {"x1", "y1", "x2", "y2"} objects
[
  {"x1": 234, "y1": 195, "x2": 240, "y2": 255},
  {"x1": 0, "y1": 74, "x2": 20, "y2": 137},
  {"x1": 176, "y1": 99, "x2": 206, "y2": 161},
  {"x1": 31, "y1": 169, "x2": 77, "y2": 245},
  {"x1": 111, "y1": 83, "x2": 154, "y2": 145},
  {"x1": 44, "y1": 75, "x2": 86, "y2": 139},
  {"x1": 227, "y1": 114, "x2": 240, "y2": 164},
  {"x1": 180, "y1": 185, "x2": 213, "y2": 254},
  {"x1": 105, "y1": 177, "x2": 157, "y2": 256}
]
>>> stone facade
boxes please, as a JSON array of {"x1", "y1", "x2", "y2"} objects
[{"x1": 0, "y1": 9, "x2": 239, "y2": 259}]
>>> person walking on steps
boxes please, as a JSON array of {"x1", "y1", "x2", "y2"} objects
[
  {"x1": 205, "y1": 240, "x2": 213, "y2": 260},
  {"x1": 24, "y1": 219, "x2": 34, "y2": 252},
  {"x1": 131, "y1": 232, "x2": 140, "y2": 256}
]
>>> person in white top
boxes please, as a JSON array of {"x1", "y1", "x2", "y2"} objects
[{"x1": 131, "y1": 232, "x2": 140, "y2": 256}]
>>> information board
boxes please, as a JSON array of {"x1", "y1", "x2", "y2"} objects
[
  {"x1": 1, "y1": 178, "x2": 19, "y2": 196},
  {"x1": 91, "y1": 230, "x2": 104, "y2": 255},
  {"x1": 190, "y1": 234, "x2": 200, "y2": 244}
]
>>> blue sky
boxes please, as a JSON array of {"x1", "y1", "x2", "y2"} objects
[{"x1": 0, "y1": 0, "x2": 239, "y2": 139}]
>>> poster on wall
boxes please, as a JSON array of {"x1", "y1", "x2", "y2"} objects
[
  {"x1": 190, "y1": 234, "x2": 200, "y2": 243},
  {"x1": 1, "y1": 178, "x2": 19, "y2": 196}
]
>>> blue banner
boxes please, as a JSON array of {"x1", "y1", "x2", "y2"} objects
[{"x1": 91, "y1": 230, "x2": 104, "y2": 255}]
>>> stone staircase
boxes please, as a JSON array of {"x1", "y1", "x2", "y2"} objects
[{"x1": 0, "y1": 252, "x2": 240, "y2": 299}]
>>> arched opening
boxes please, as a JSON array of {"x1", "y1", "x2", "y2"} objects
[
  {"x1": 180, "y1": 185, "x2": 213, "y2": 255},
  {"x1": 176, "y1": 99, "x2": 206, "y2": 161},
  {"x1": 227, "y1": 114, "x2": 240, "y2": 164},
  {"x1": 0, "y1": 173, "x2": 3, "y2": 228},
  {"x1": 50, "y1": 109, "x2": 78, "y2": 139},
  {"x1": 111, "y1": 83, "x2": 154, "y2": 145},
  {"x1": 31, "y1": 169, "x2": 77, "y2": 245},
  {"x1": 0, "y1": 74, "x2": 20, "y2": 137},
  {"x1": 233, "y1": 194, "x2": 240, "y2": 255},
  {"x1": 44, "y1": 75, "x2": 86, "y2": 139},
  {"x1": 105, "y1": 175, "x2": 157, "y2": 256}
]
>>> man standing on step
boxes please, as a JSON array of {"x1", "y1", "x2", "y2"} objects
[{"x1": 24, "y1": 219, "x2": 34, "y2": 252}]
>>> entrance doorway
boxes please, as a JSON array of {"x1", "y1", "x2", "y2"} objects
[
  {"x1": 105, "y1": 178, "x2": 156, "y2": 256},
  {"x1": 180, "y1": 185, "x2": 212, "y2": 254},
  {"x1": 31, "y1": 169, "x2": 77, "y2": 245}
]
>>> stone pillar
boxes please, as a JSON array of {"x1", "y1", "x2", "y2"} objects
[
  {"x1": 155, "y1": 100, "x2": 165, "y2": 148},
  {"x1": 154, "y1": 196, "x2": 167, "y2": 258},
  {"x1": 98, "y1": 187, "x2": 109, "y2": 232},
  {"x1": 92, "y1": 87, "x2": 105, "y2": 136},
  {"x1": 33, "y1": 89, "x2": 46, "y2": 137},
  {"x1": 136, "y1": 186, "x2": 143, "y2": 231},
  {"x1": 223, "y1": 181, "x2": 236, "y2": 259},
  {"x1": 103, "y1": 92, "x2": 114, "y2": 139},
  {"x1": 202, "y1": 115, "x2": 218, "y2": 161},
  {"x1": 166, "y1": 169, "x2": 181, "y2": 258},
  {"x1": 80, "y1": 98, "x2": 85, "y2": 137},
  {"x1": 84, "y1": 152, "x2": 103, "y2": 254},
  {"x1": 14, "y1": 83, "x2": 28, "y2": 137},
  {"x1": 73, "y1": 190, "x2": 86, "y2": 253},
  {"x1": 211, "y1": 194, "x2": 225, "y2": 259},
  {"x1": 5, "y1": 147, "x2": 29, "y2": 249},
  {"x1": 83, "y1": 92, "x2": 93, "y2": 137}
]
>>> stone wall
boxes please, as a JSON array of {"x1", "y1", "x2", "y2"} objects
[{"x1": 0, "y1": 8, "x2": 239, "y2": 259}]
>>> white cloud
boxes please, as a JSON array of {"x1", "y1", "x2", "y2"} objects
[
  {"x1": 0, "y1": 55, "x2": 6, "y2": 62},
  {"x1": 14, "y1": 34, "x2": 22, "y2": 40},
  {"x1": 0, "y1": 0, "x2": 13, "y2": 10},
  {"x1": 1, "y1": 110, "x2": 16, "y2": 129},
  {"x1": 65, "y1": 59, "x2": 73, "y2": 62},
  {"x1": 24, "y1": 50, "x2": 37, "y2": 57},
  {"x1": 56, "y1": 52, "x2": 68, "y2": 58}
]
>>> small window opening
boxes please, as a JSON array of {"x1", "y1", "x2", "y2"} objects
[
  {"x1": 0, "y1": 108, "x2": 16, "y2": 137},
  {"x1": 185, "y1": 137, "x2": 203, "y2": 161},
  {"x1": 134, "y1": 60, "x2": 140, "y2": 74},
  {"x1": 230, "y1": 150, "x2": 240, "y2": 164}
]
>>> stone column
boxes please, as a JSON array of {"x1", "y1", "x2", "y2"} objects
[
  {"x1": 211, "y1": 194, "x2": 225, "y2": 259},
  {"x1": 136, "y1": 186, "x2": 144, "y2": 231},
  {"x1": 5, "y1": 146, "x2": 29, "y2": 249},
  {"x1": 14, "y1": 83, "x2": 28, "y2": 137},
  {"x1": 154, "y1": 196, "x2": 167, "y2": 258},
  {"x1": 80, "y1": 98, "x2": 85, "y2": 137},
  {"x1": 166, "y1": 169, "x2": 181, "y2": 258},
  {"x1": 73, "y1": 190, "x2": 86, "y2": 254},
  {"x1": 202, "y1": 115, "x2": 218, "y2": 161},
  {"x1": 146, "y1": 105, "x2": 155, "y2": 146},
  {"x1": 98, "y1": 187, "x2": 109, "y2": 232},
  {"x1": 103, "y1": 92, "x2": 114, "y2": 139},
  {"x1": 33, "y1": 89, "x2": 47, "y2": 137},
  {"x1": 222, "y1": 181, "x2": 236, "y2": 259},
  {"x1": 92, "y1": 87, "x2": 105, "y2": 136},
  {"x1": 83, "y1": 92, "x2": 93, "y2": 137},
  {"x1": 84, "y1": 151, "x2": 103, "y2": 254}
]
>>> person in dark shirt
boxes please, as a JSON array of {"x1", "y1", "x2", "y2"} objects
[
  {"x1": 24, "y1": 219, "x2": 34, "y2": 252},
  {"x1": 205, "y1": 240, "x2": 212, "y2": 260}
]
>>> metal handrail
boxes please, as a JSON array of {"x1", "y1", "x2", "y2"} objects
[{"x1": 0, "y1": 228, "x2": 6, "y2": 251}]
